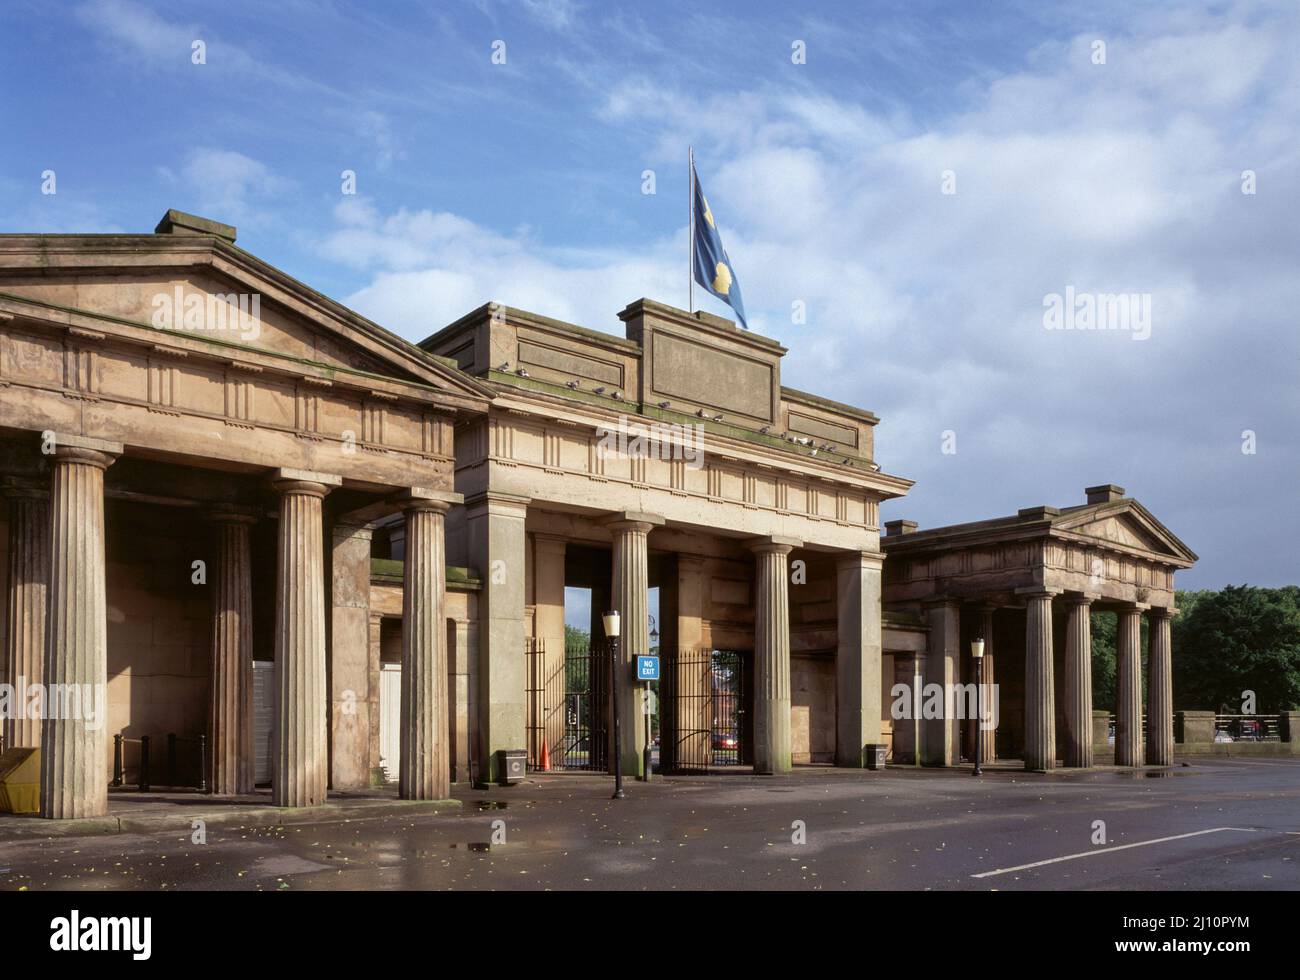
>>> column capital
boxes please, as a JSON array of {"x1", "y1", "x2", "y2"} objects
[
  {"x1": 1147, "y1": 605, "x2": 1177, "y2": 621},
  {"x1": 208, "y1": 503, "x2": 260, "y2": 526},
  {"x1": 464, "y1": 490, "x2": 530, "y2": 517},
  {"x1": 270, "y1": 467, "x2": 342, "y2": 498},
  {"x1": 332, "y1": 520, "x2": 375, "y2": 538},
  {"x1": 398, "y1": 486, "x2": 460, "y2": 514},
  {"x1": 46, "y1": 433, "x2": 123, "y2": 466},
  {"x1": 465, "y1": 490, "x2": 529, "y2": 507},
  {"x1": 835, "y1": 550, "x2": 884, "y2": 570},
  {"x1": 747, "y1": 534, "x2": 801, "y2": 555},
  {"x1": 921, "y1": 595, "x2": 961, "y2": 610},
  {"x1": 1015, "y1": 585, "x2": 1063, "y2": 599},
  {"x1": 532, "y1": 532, "x2": 568, "y2": 554},
  {"x1": 1065, "y1": 591, "x2": 1101, "y2": 606},
  {"x1": 1115, "y1": 600, "x2": 1151, "y2": 613},
  {"x1": 604, "y1": 511, "x2": 665, "y2": 534}
]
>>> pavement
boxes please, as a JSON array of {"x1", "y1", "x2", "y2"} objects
[
  {"x1": 2, "y1": 757, "x2": 1298, "y2": 890},
  {"x1": 0, "y1": 786, "x2": 460, "y2": 838}
]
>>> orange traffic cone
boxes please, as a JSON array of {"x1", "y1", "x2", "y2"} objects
[{"x1": 539, "y1": 740, "x2": 551, "y2": 772}]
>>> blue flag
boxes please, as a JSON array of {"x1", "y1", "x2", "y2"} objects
[{"x1": 692, "y1": 164, "x2": 748, "y2": 329}]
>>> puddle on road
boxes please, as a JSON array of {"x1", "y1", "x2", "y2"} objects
[{"x1": 475, "y1": 800, "x2": 508, "y2": 810}]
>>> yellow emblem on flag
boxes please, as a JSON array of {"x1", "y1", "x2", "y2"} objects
[
  {"x1": 702, "y1": 196, "x2": 715, "y2": 227},
  {"x1": 712, "y1": 261, "x2": 731, "y2": 295}
]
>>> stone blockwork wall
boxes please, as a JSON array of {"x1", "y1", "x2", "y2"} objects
[
  {"x1": 791, "y1": 654, "x2": 836, "y2": 763},
  {"x1": 104, "y1": 501, "x2": 211, "y2": 771}
]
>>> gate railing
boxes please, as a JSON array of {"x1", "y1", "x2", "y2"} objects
[
  {"x1": 1214, "y1": 714, "x2": 1281, "y2": 742},
  {"x1": 112, "y1": 731, "x2": 207, "y2": 791},
  {"x1": 526, "y1": 637, "x2": 609, "y2": 772},
  {"x1": 660, "y1": 648, "x2": 746, "y2": 772}
]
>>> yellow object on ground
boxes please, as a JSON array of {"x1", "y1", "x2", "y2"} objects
[{"x1": 0, "y1": 747, "x2": 40, "y2": 814}]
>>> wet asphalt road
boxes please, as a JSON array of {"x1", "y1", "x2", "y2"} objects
[{"x1": 2, "y1": 758, "x2": 1298, "y2": 891}]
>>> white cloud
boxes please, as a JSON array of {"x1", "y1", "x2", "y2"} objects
[
  {"x1": 328, "y1": 197, "x2": 681, "y2": 338},
  {"x1": 74, "y1": 0, "x2": 347, "y2": 99},
  {"x1": 316, "y1": 2, "x2": 1300, "y2": 586},
  {"x1": 75, "y1": 0, "x2": 196, "y2": 65},
  {"x1": 178, "y1": 149, "x2": 293, "y2": 227},
  {"x1": 520, "y1": 0, "x2": 580, "y2": 31}
]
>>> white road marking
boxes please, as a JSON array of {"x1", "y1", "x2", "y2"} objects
[{"x1": 971, "y1": 827, "x2": 1258, "y2": 878}]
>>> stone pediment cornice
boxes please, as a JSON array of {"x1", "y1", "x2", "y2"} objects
[
  {"x1": 1050, "y1": 499, "x2": 1197, "y2": 565},
  {"x1": 0, "y1": 292, "x2": 466, "y2": 414},
  {"x1": 882, "y1": 498, "x2": 1196, "y2": 569},
  {"x1": 0, "y1": 233, "x2": 492, "y2": 409}
]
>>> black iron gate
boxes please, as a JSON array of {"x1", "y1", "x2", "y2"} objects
[
  {"x1": 661, "y1": 649, "x2": 747, "y2": 772},
  {"x1": 526, "y1": 638, "x2": 609, "y2": 772}
]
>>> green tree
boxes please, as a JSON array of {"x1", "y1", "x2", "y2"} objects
[
  {"x1": 1091, "y1": 611, "x2": 1117, "y2": 711},
  {"x1": 564, "y1": 624, "x2": 590, "y2": 654},
  {"x1": 564, "y1": 625, "x2": 592, "y2": 693},
  {"x1": 1172, "y1": 585, "x2": 1300, "y2": 712}
]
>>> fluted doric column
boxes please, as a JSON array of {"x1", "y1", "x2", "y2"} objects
[
  {"x1": 3, "y1": 480, "x2": 49, "y2": 750},
  {"x1": 607, "y1": 512, "x2": 663, "y2": 778},
  {"x1": 923, "y1": 598, "x2": 960, "y2": 766},
  {"x1": 1063, "y1": 594, "x2": 1096, "y2": 768},
  {"x1": 751, "y1": 536, "x2": 799, "y2": 775},
  {"x1": 1147, "y1": 607, "x2": 1175, "y2": 766},
  {"x1": 835, "y1": 551, "x2": 884, "y2": 767},
  {"x1": 208, "y1": 506, "x2": 257, "y2": 795},
  {"x1": 40, "y1": 437, "x2": 120, "y2": 819},
  {"x1": 973, "y1": 605, "x2": 997, "y2": 763},
  {"x1": 1021, "y1": 587, "x2": 1060, "y2": 771},
  {"x1": 977, "y1": 608, "x2": 993, "y2": 759},
  {"x1": 400, "y1": 495, "x2": 453, "y2": 800},
  {"x1": 1115, "y1": 604, "x2": 1146, "y2": 767},
  {"x1": 271, "y1": 469, "x2": 339, "y2": 807}
]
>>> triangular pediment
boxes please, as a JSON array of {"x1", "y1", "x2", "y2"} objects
[
  {"x1": 1053, "y1": 501, "x2": 1197, "y2": 564},
  {"x1": 0, "y1": 230, "x2": 490, "y2": 407}
]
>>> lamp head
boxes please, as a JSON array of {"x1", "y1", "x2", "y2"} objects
[
  {"x1": 971, "y1": 637, "x2": 985, "y2": 660},
  {"x1": 602, "y1": 609, "x2": 621, "y2": 638}
]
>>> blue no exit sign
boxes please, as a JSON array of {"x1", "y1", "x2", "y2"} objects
[{"x1": 637, "y1": 656, "x2": 660, "y2": 681}]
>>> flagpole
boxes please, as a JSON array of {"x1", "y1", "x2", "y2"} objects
[{"x1": 688, "y1": 146, "x2": 694, "y2": 315}]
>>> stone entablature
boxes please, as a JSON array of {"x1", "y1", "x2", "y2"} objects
[
  {"x1": 0, "y1": 225, "x2": 489, "y2": 491},
  {"x1": 423, "y1": 298, "x2": 885, "y2": 471},
  {"x1": 0, "y1": 294, "x2": 458, "y2": 489},
  {"x1": 882, "y1": 492, "x2": 1196, "y2": 609},
  {"x1": 422, "y1": 298, "x2": 910, "y2": 550},
  {"x1": 886, "y1": 539, "x2": 1178, "y2": 606},
  {"x1": 457, "y1": 407, "x2": 888, "y2": 550}
]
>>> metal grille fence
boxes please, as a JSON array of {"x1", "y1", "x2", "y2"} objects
[
  {"x1": 660, "y1": 649, "x2": 746, "y2": 772},
  {"x1": 526, "y1": 638, "x2": 609, "y2": 771}
]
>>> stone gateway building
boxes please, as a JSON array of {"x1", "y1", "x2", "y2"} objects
[{"x1": 0, "y1": 211, "x2": 1195, "y2": 819}]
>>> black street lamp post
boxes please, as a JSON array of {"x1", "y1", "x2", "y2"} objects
[
  {"x1": 972, "y1": 637, "x2": 985, "y2": 777},
  {"x1": 603, "y1": 609, "x2": 624, "y2": 799}
]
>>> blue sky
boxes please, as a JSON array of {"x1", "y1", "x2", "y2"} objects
[{"x1": 3, "y1": 0, "x2": 1297, "y2": 588}]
